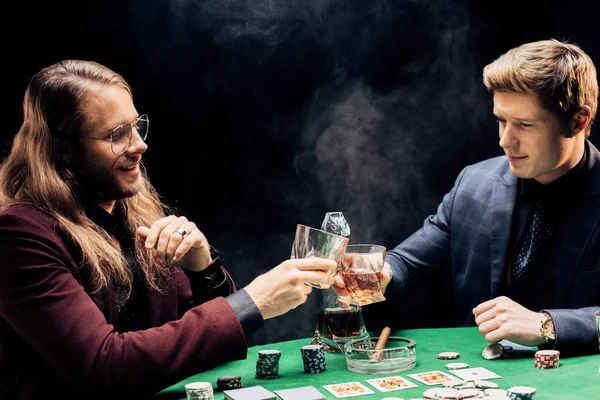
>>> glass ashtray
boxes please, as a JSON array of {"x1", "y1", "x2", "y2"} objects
[{"x1": 343, "y1": 336, "x2": 417, "y2": 374}]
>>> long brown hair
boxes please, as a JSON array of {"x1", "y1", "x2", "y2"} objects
[{"x1": 0, "y1": 59, "x2": 171, "y2": 297}]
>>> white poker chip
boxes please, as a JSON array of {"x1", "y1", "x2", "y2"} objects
[
  {"x1": 482, "y1": 343, "x2": 504, "y2": 360},
  {"x1": 437, "y1": 351, "x2": 460, "y2": 360},
  {"x1": 184, "y1": 381, "x2": 213, "y2": 396},
  {"x1": 454, "y1": 382, "x2": 476, "y2": 390},
  {"x1": 184, "y1": 382, "x2": 212, "y2": 391},
  {"x1": 474, "y1": 380, "x2": 499, "y2": 389},
  {"x1": 442, "y1": 381, "x2": 463, "y2": 388},
  {"x1": 445, "y1": 362, "x2": 469, "y2": 370},
  {"x1": 456, "y1": 388, "x2": 484, "y2": 398},
  {"x1": 484, "y1": 388, "x2": 508, "y2": 396},
  {"x1": 507, "y1": 386, "x2": 537, "y2": 396},
  {"x1": 423, "y1": 388, "x2": 462, "y2": 399}
]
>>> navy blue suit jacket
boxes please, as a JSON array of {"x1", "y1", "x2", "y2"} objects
[{"x1": 384, "y1": 140, "x2": 600, "y2": 355}]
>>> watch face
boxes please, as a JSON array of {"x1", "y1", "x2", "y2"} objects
[{"x1": 542, "y1": 319, "x2": 555, "y2": 340}]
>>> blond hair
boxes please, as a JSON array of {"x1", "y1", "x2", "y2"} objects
[
  {"x1": 0, "y1": 60, "x2": 171, "y2": 299},
  {"x1": 483, "y1": 39, "x2": 598, "y2": 137}
]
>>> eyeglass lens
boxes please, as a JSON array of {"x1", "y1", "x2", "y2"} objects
[{"x1": 111, "y1": 115, "x2": 148, "y2": 155}]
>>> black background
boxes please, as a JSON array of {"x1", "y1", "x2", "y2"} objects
[{"x1": 4, "y1": 0, "x2": 599, "y2": 346}]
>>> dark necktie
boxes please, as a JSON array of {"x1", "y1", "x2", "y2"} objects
[{"x1": 511, "y1": 190, "x2": 552, "y2": 287}]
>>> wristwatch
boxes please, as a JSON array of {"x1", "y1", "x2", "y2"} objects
[{"x1": 540, "y1": 312, "x2": 556, "y2": 342}]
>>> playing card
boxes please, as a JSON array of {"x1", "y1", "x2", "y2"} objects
[
  {"x1": 224, "y1": 385, "x2": 277, "y2": 400},
  {"x1": 323, "y1": 382, "x2": 375, "y2": 398},
  {"x1": 274, "y1": 386, "x2": 326, "y2": 400},
  {"x1": 450, "y1": 367, "x2": 501, "y2": 381},
  {"x1": 365, "y1": 376, "x2": 418, "y2": 392},
  {"x1": 407, "y1": 370, "x2": 464, "y2": 386}
]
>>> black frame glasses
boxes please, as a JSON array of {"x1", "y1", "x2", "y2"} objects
[{"x1": 80, "y1": 114, "x2": 149, "y2": 155}]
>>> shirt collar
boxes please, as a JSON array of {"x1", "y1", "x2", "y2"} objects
[
  {"x1": 519, "y1": 144, "x2": 589, "y2": 199},
  {"x1": 84, "y1": 200, "x2": 129, "y2": 239}
]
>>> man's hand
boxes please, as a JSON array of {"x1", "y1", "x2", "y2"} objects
[
  {"x1": 137, "y1": 215, "x2": 211, "y2": 272},
  {"x1": 473, "y1": 296, "x2": 547, "y2": 346},
  {"x1": 244, "y1": 258, "x2": 336, "y2": 320},
  {"x1": 380, "y1": 261, "x2": 393, "y2": 293}
]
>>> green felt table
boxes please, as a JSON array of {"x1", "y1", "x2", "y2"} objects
[{"x1": 157, "y1": 327, "x2": 600, "y2": 399}]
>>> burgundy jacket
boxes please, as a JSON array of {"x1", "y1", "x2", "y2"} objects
[{"x1": 0, "y1": 205, "x2": 248, "y2": 399}]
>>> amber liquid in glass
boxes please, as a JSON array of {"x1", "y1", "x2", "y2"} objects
[
  {"x1": 341, "y1": 271, "x2": 382, "y2": 305},
  {"x1": 317, "y1": 307, "x2": 363, "y2": 339}
]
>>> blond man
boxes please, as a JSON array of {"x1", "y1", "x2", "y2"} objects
[{"x1": 367, "y1": 39, "x2": 599, "y2": 355}]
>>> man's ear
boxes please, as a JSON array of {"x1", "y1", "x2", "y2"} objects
[
  {"x1": 570, "y1": 106, "x2": 592, "y2": 137},
  {"x1": 53, "y1": 137, "x2": 74, "y2": 164}
]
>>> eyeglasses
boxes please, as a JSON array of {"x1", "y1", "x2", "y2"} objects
[{"x1": 80, "y1": 114, "x2": 149, "y2": 155}]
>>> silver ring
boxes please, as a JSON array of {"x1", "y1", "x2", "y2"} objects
[{"x1": 175, "y1": 228, "x2": 187, "y2": 237}]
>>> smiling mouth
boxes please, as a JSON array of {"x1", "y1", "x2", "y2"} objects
[{"x1": 118, "y1": 163, "x2": 139, "y2": 173}]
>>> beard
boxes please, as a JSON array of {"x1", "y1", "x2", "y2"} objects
[{"x1": 73, "y1": 154, "x2": 142, "y2": 202}]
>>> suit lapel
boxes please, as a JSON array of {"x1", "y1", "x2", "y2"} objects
[{"x1": 489, "y1": 166, "x2": 517, "y2": 299}]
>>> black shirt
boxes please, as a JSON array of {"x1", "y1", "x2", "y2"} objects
[{"x1": 505, "y1": 146, "x2": 590, "y2": 309}]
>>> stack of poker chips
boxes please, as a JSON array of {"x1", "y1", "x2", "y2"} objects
[
  {"x1": 184, "y1": 381, "x2": 214, "y2": 400},
  {"x1": 216, "y1": 375, "x2": 242, "y2": 391},
  {"x1": 534, "y1": 349, "x2": 560, "y2": 369},
  {"x1": 301, "y1": 344, "x2": 327, "y2": 373},
  {"x1": 507, "y1": 386, "x2": 537, "y2": 399},
  {"x1": 255, "y1": 349, "x2": 281, "y2": 379}
]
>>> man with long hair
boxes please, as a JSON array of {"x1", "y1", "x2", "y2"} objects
[
  {"x1": 0, "y1": 59, "x2": 336, "y2": 399},
  {"x1": 357, "y1": 39, "x2": 599, "y2": 355}
]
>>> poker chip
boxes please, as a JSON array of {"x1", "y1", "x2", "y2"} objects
[
  {"x1": 507, "y1": 386, "x2": 537, "y2": 399},
  {"x1": 456, "y1": 388, "x2": 484, "y2": 398},
  {"x1": 184, "y1": 381, "x2": 214, "y2": 400},
  {"x1": 453, "y1": 382, "x2": 476, "y2": 390},
  {"x1": 216, "y1": 375, "x2": 242, "y2": 391},
  {"x1": 256, "y1": 349, "x2": 281, "y2": 379},
  {"x1": 534, "y1": 349, "x2": 560, "y2": 369},
  {"x1": 445, "y1": 362, "x2": 469, "y2": 370},
  {"x1": 442, "y1": 381, "x2": 463, "y2": 388},
  {"x1": 484, "y1": 388, "x2": 509, "y2": 396},
  {"x1": 474, "y1": 380, "x2": 499, "y2": 389},
  {"x1": 301, "y1": 344, "x2": 326, "y2": 374},
  {"x1": 482, "y1": 343, "x2": 504, "y2": 360},
  {"x1": 437, "y1": 351, "x2": 460, "y2": 360},
  {"x1": 423, "y1": 388, "x2": 462, "y2": 399}
]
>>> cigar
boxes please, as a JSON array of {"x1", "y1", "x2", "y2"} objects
[{"x1": 371, "y1": 326, "x2": 391, "y2": 361}]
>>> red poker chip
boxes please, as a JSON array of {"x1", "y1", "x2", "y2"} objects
[{"x1": 437, "y1": 351, "x2": 460, "y2": 360}]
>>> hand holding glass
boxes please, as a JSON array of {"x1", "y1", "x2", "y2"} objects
[
  {"x1": 290, "y1": 224, "x2": 349, "y2": 289},
  {"x1": 338, "y1": 244, "x2": 386, "y2": 306}
]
